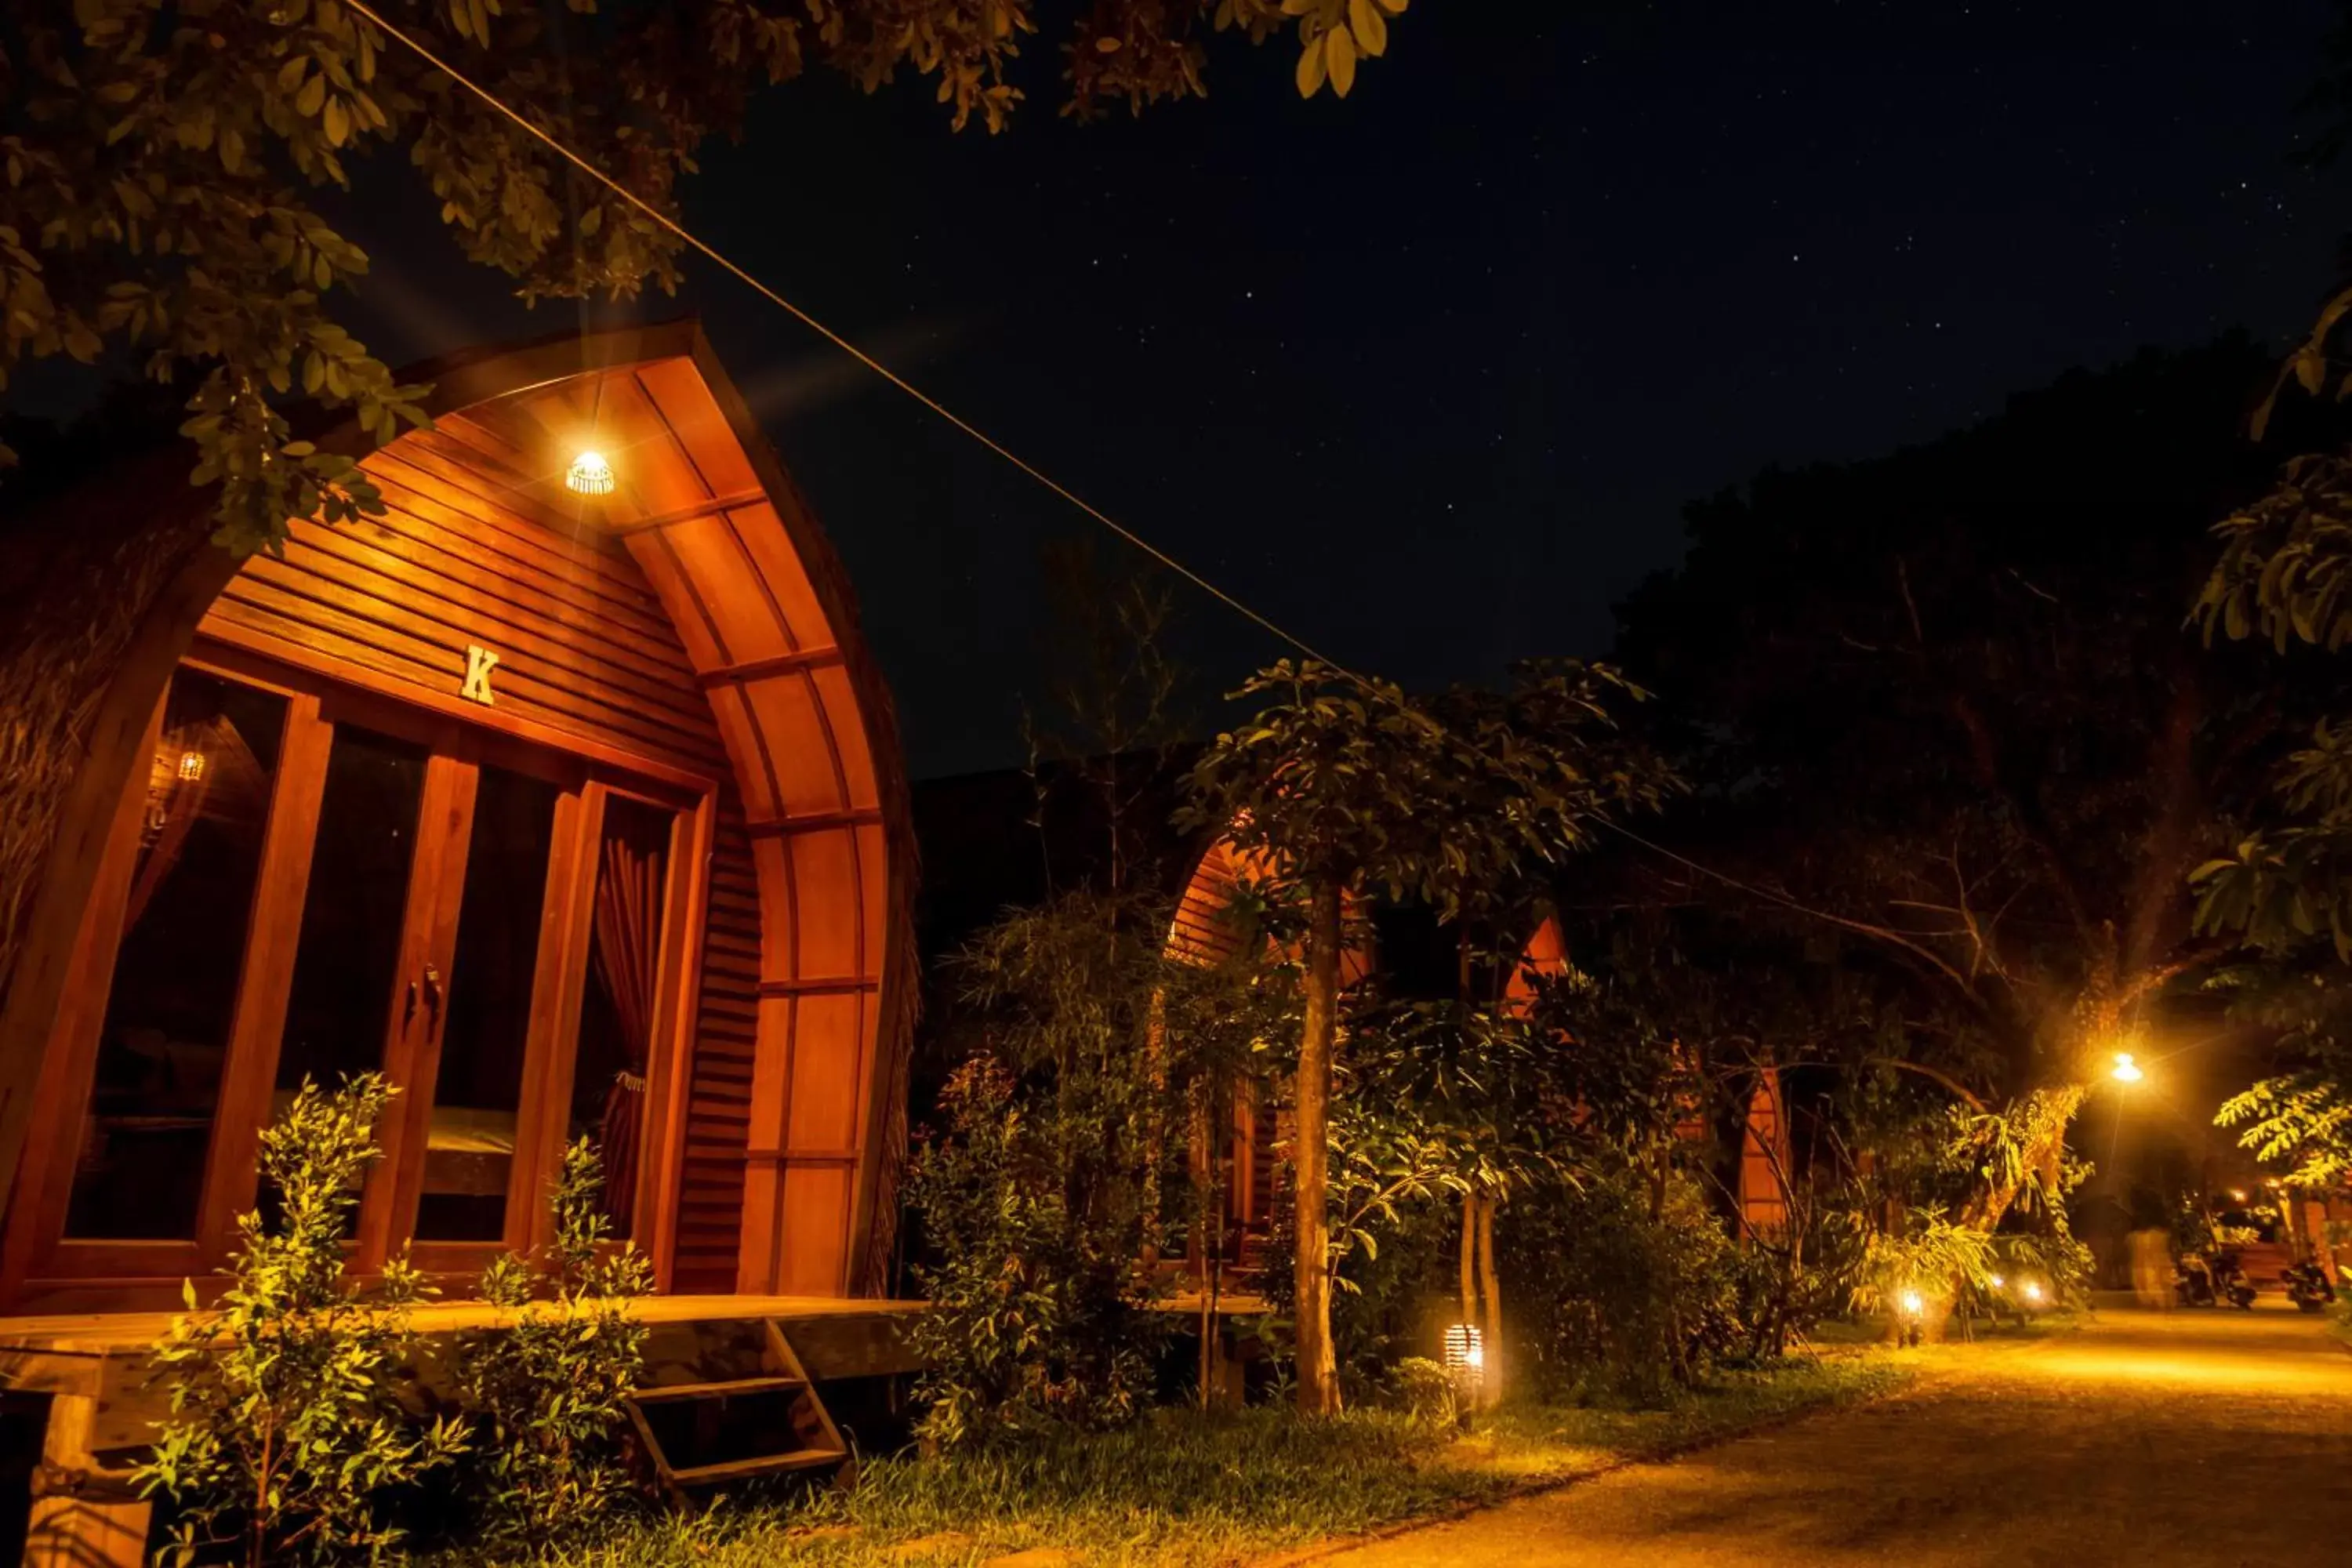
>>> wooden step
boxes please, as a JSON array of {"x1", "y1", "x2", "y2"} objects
[
  {"x1": 631, "y1": 1374, "x2": 805, "y2": 1403},
  {"x1": 624, "y1": 1319, "x2": 853, "y2": 1501},
  {"x1": 668, "y1": 1446, "x2": 848, "y2": 1487}
]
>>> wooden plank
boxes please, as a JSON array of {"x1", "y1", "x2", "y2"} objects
[
  {"x1": 696, "y1": 647, "x2": 845, "y2": 687},
  {"x1": 23, "y1": 1394, "x2": 149, "y2": 1568},
  {"x1": 604, "y1": 489, "x2": 771, "y2": 537},
  {"x1": 357, "y1": 754, "x2": 477, "y2": 1272},
  {"x1": 194, "y1": 694, "x2": 334, "y2": 1264},
  {"x1": 0, "y1": 696, "x2": 162, "y2": 1303},
  {"x1": 628, "y1": 1374, "x2": 805, "y2": 1402},
  {"x1": 756, "y1": 978, "x2": 877, "y2": 998},
  {"x1": 0, "y1": 1295, "x2": 924, "y2": 1356},
  {"x1": 775, "y1": 1310, "x2": 926, "y2": 1381},
  {"x1": 746, "y1": 806, "x2": 883, "y2": 837},
  {"x1": 644, "y1": 793, "x2": 715, "y2": 1287},
  {"x1": 506, "y1": 783, "x2": 600, "y2": 1259}
]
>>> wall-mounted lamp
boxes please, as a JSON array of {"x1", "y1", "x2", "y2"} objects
[{"x1": 566, "y1": 449, "x2": 616, "y2": 497}]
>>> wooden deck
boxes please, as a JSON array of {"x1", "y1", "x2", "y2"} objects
[
  {"x1": 0, "y1": 1294, "x2": 924, "y2": 1447},
  {"x1": 3, "y1": 1294, "x2": 926, "y2": 1567},
  {"x1": 0, "y1": 1292, "x2": 918, "y2": 1361}
]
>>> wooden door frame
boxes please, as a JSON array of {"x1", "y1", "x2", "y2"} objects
[{"x1": 0, "y1": 648, "x2": 717, "y2": 1312}]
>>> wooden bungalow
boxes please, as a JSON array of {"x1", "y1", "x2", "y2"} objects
[
  {"x1": 1163, "y1": 841, "x2": 1795, "y2": 1276},
  {"x1": 0, "y1": 322, "x2": 921, "y2": 1560}
]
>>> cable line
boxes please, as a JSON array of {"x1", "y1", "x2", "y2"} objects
[{"x1": 346, "y1": 0, "x2": 1348, "y2": 679}]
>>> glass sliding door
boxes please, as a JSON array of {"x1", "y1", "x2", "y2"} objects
[
  {"x1": 16, "y1": 652, "x2": 704, "y2": 1306},
  {"x1": 274, "y1": 725, "x2": 430, "y2": 1098},
  {"x1": 413, "y1": 764, "x2": 562, "y2": 1242},
  {"x1": 64, "y1": 669, "x2": 289, "y2": 1240}
]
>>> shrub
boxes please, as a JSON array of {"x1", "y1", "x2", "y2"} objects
[
  {"x1": 1388, "y1": 1356, "x2": 1459, "y2": 1428},
  {"x1": 449, "y1": 1138, "x2": 652, "y2": 1550},
  {"x1": 1501, "y1": 1171, "x2": 1740, "y2": 1405},
  {"x1": 903, "y1": 1055, "x2": 1165, "y2": 1446},
  {"x1": 138, "y1": 1076, "x2": 465, "y2": 1567}
]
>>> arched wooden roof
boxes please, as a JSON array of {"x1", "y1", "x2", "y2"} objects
[
  {"x1": 1163, "y1": 835, "x2": 1374, "y2": 985},
  {"x1": 9, "y1": 321, "x2": 913, "y2": 1298},
  {"x1": 1504, "y1": 914, "x2": 1571, "y2": 1008},
  {"x1": 400, "y1": 323, "x2": 914, "y2": 1296}
]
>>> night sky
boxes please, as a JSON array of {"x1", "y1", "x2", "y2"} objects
[{"x1": 328, "y1": 0, "x2": 2352, "y2": 777}]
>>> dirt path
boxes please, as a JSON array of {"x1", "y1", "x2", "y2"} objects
[{"x1": 1324, "y1": 1306, "x2": 2352, "y2": 1567}]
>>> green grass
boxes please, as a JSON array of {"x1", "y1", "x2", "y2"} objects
[{"x1": 436, "y1": 1356, "x2": 1907, "y2": 1568}]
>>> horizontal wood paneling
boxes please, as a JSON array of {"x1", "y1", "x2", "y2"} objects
[{"x1": 199, "y1": 477, "x2": 729, "y2": 780}]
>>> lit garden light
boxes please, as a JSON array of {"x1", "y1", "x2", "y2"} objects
[
  {"x1": 2109, "y1": 1051, "x2": 2145, "y2": 1084},
  {"x1": 1897, "y1": 1287, "x2": 1926, "y2": 1348},
  {"x1": 1442, "y1": 1323, "x2": 1486, "y2": 1406},
  {"x1": 565, "y1": 448, "x2": 616, "y2": 497}
]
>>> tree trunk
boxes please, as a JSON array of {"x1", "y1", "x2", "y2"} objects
[
  {"x1": 1292, "y1": 880, "x2": 1343, "y2": 1416},
  {"x1": 1475, "y1": 1192, "x2": 1502, "y2": 1409},
  {"x1": 1457, "y1": 1195, "x2": 1476, "y2": 1336},
  {"x1": 1190, "y1": 1074, "x2": 1214, "y2": 1407}
]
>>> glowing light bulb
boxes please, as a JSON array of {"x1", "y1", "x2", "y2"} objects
[
  {"x1": 1990, "y1": 1273, "x2": 2005, "y2": 1289},
  {"x1": 176, "y1": 750, "x2": 206, "y2": 782},
  {"x1": 2022, "y1": 1281, "x2": 2044, "y2": 1304},
  {"x1": 566, "y1": 449, "x2": 616, "y2": 496},
  {"x1": 1899, "y1": 1289, "x2": 1924, "y2": 1319},
  {"x1": 2110, "y1": 1051, "x2": 2144, "y2": 1083}
]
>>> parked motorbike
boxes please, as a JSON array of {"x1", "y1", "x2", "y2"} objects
[
  {"x1": 2215, "y1": 1258, "x2": 2258, "y2": 1310},
  {"x1": 2284, "y1": 1260, "x2": 2337, "y2": 1314},
  {"x1": 2174, "y1": 1255, "x2": 2217, "y2": 1307}
]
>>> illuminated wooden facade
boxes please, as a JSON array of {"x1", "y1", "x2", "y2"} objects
[{"x1": 0, "y1": 323, "x2": 914, "y2": 1314}]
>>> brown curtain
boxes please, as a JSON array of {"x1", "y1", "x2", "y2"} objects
[{"x1": 590, "y1": 829, "x2": 665, "y2": 1228}]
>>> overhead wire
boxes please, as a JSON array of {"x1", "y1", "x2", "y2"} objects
[
  {"x1": 340, "y1": 3, "x2": 1886, "y2": 931},
  {"x1": 342, "y1": 0, "x2": 1350, "y2": 681}
]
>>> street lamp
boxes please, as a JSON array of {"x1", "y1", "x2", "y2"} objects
[{"x1": 2110, "y1": 1051, "x2": 2144, "y2": 1084}]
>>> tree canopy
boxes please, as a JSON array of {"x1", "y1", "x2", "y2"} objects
[
  {"x1": 1613, "y1": 339, "x2": 2321, "y2": 1228},
  {"x1": 0, "y1": 0, "x2": 1411, "y2": 552}
]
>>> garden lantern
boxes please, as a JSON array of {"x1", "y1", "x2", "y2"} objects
[
  {"x1": 1443, "y1": 1323, "x2": 1486, "y2": 1403},
  {"x1": 1897, "y1": 1287, "x2": 1926, "y2": 1348}
]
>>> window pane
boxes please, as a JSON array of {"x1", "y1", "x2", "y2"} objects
[
  {"x1": 67, "y1": 670, "x2": 287, "y2": 1240},
  {"x1": 415, "y1": 765, "x2": 560, "y2": 1242},
  {"x1": 572, "y1": 797, "x2": 677, "y2": 1240},
  {"x1": 276, "y1": 726, "x2": 428, "y2": 1098}
]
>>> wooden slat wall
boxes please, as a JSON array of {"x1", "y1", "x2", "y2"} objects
[
  {"x1": 674, "y1": 800, "x2": 759, "y2": 1290},
  {"x1": 198, "y1": 450, "x2": 730, "y2": 779},
  {"x1": 191, "y1": 449, "x2": 758, "y2": 1291}
]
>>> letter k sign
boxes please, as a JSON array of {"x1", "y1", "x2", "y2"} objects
[{"x1": 462, "y1": 644, "x2": 501, "y2": 706}]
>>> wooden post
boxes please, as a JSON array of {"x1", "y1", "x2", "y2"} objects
[{"x1": 23, "y1": 1396, "x2": 149, "y2": 1568}]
